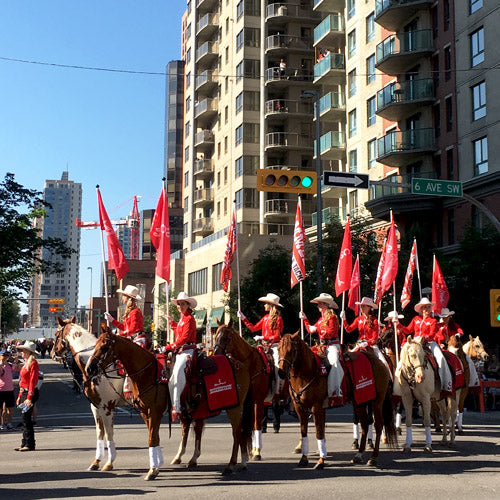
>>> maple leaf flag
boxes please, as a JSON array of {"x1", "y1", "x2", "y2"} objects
[
  {"x1": 348, "y1": 255, "x2": 361, "y2": 315},
  {"x1": 97, "y1": 188, "x2": 129, "y2": 281},
  {"x1": 335, "y1": 218, "x2": 352, "y2": 296},
  {"x1": 150, "y1": 186, "x2": 171, "y2": 283},
  {"x1": 291, "y1": 197, "x2": 306, "y2": 288},
  {"x1": 401, "y1": 239, "x2": 418, "y2": 309},
  {"x1": 220, "y1": 209, "x2": 237, "y2": 292},
  {"x1": 432, "y1": 255, "x2": 449, "y2": 314}
]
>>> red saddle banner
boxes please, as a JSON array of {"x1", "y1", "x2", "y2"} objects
[
  {"x1": 203, "y1": 355, "x2": 239, "y2": 412},
  {"x1": 256, "y1": 345, "x2": 272, "y2": 374},
  {"x1": 155, "y1": 354, "x2": 169, "y2": 384},
  {"x1": 345, "y1": 352, "x2": 376, "y2": 405},
  {"x1": 443, "y1": 350, "x2": 465, "y2": 390}
]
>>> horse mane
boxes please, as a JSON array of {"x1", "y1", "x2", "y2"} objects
[{"x1": 104, "y1": 331, "x2": 156, "y2": 361}]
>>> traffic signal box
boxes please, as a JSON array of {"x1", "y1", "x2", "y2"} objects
[
  {"x1": 49, "y1": 307, "x2": 64, "y2": 313},
  {"x1": 48, "y1": 298, "x2": 65, "y2": 305},
  {"x1": 256, "y1": 168, "x2": 317, "y2": 194},
  {"x1": 490, "y1": 289, "x2": 500, "y2": 327}
]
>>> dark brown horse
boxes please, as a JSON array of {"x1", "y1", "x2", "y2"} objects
[{"x1": 214, "y1": 320, "x2": 274, "y2": 461}]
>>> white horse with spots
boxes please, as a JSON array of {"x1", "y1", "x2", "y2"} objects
[{"x1": 51, "y1": 317, "x2": 127, "y2": 471}]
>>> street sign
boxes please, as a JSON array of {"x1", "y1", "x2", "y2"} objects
[
  {"x1": 323, "y1": 171, "x2": 369, "y2": 189},
  {"x1": 411, "y1": 178, "x2": 463, "y2": 197},
  {"x1": 48, "y1": 298, "x2": 65, "y2": 305}
]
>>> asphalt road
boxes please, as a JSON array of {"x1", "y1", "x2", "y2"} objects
[{"x1": 1, "y1": 358, "x2": 499, "y2": 500}]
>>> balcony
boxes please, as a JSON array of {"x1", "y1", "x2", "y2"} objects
[
  {"x1": 265, "y1": 132, "x2": 313, "y2": 152},
  {"x1": 265, "y1": 35, "x2": 313, "y2": 56},
  {"x1": 266, "y1": 3, "x2": 320, "y2": 24},
  {"x1": 193, "y1": 159, "x2": 214, "y2": 179},
  {"x1": 196, "y1": 0, "x2": 218, "y2": 13},
  {"x1": 313, "y1": 0, "x2": 345, "y2": 13},
  {"x1": 193, "y1": 188, "x2": 214, "y2": 207},
  {"x1": 317, "y1": 91, "x2": 345, "y2": 123},
  {"x1": 194, "y1": 98, "x2": 218, "y2": 123},
  {"x1": 192, "y1": 217, "x2": 214, "y2": 236},
  {"x1": 376, "y1": 128, "x2": 436, "y2": 167},
  {"x1": 196, "y1": 13, "x2": 219, "y2": 40},
  {"x1": 314, "y1": 52, "x2": 345, "y2": 85},
  {"x1": 375, "y1": 0, "x2": 434, "y2": 31},
  {"x1": 314, "y1": 131, "x2": 346, "y2": 160},
  {"x1": 365, "y1": 171, "x2": 439, "y2": 219},
  {"x1": 195, "y1": 70, "x2": 218, "y2": 96},
  {"x1": 265, "y1": 99, "x2": 313, "y2": 119},
  {"x1": 196, "y1": 41, "x2": 218, "y2": 68},
  {"x1": 376, "y1": 79, "x2": 435, "y2": 121},
  {"x1": 314, "y1": 14, "x2": 345, "y2": 47},
  {"x1": 311, "y1": 205, "x2": 344, "y2": 226},
  {"x1": 265, "y1": 66, "x2": 314, "y2": 85},
  {"x1": 376, "y1": 30, "x2": 433, "y2": 75},
  {"x1": 194, "y1": 129, "x2": 215, "y2": 149},
  {"x1": 264, "y1": 199, "x2": 296, "y2": 219}
]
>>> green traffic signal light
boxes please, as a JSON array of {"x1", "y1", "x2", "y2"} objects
[
  {"x1": 301, "y1": 176, "x2": 313, "y2": 188},
  {"x1": 256, "y1": 168, "x2": 317, "y2": 194}
]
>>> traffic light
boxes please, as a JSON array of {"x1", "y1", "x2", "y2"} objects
[
  {"x1": 49, "y1": 298, "x2": 65, "y2": 305},
  {"x1": 49, "y1": 307, "x2": 64, "y2": 313},
  {"x1": 490, "y1": 289, "x2": 500, "y2": 327},
  {"x1": 256, "y1": 168, "x2": 317, "y2": 194}
]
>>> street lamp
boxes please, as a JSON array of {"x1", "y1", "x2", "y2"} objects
[
  {"x1": 301, "y1": 90, "x2": 323, "y2": 291},
  {"x1": 87, "y1": 266, "x2": 93, "y2": 302}
]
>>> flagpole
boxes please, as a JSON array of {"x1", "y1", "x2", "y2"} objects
[
  {"x1": 234, "y1": 202, "x2": 243, "y2": 337},
  {"x1": 340, "y1": 292, "x2": 345, "y2": 345},
  {"x1": 299, "y1": 281, "x2": 304, "y2": 340},
  {"x1": 415, "y1": 238, "x2": 422, "y2": 299},
  {"x1": 96, "y1": 186, "x2": 110, "y2": 323},
  {"x1": 392, "y1": 281, "x2": 399, "y2": 365}
]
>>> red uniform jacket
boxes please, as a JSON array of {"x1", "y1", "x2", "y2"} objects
[
  {"x1": 343, "y1": 315, "x2": 379, "y2": 346},
  {"x1": 243, "y1": 314, "x2": 283, "y2": 344},
  {"x1": 112, "y1": 308, "x2": 144, "y2": 337},
  {"x1": 170, "y1": 310, "x2": 197, "y2": 347},
  {"x1": 435, "y1": 322, "x2": 464, "y2": 346},
  {"x1": 401, "y1": 315, "x2": 439, "y2": 342},
  {"x1": 304, "y1": 314, "x2": 339, "y2": 342},
  {"x1": 19, "y1": 360, "x2": 39, "y2": 402}
]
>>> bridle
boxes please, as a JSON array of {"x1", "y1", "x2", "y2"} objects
[{"x1": 401, "y1": 343, "x2": 426, "y2": 388}]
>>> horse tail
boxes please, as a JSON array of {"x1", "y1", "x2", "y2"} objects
[
  {"x1": 382, "y1": 385, "x2": 398, "y2": 449},
  {"x1": 241, "y1": 389, "x2": 253, "y2": 456}
]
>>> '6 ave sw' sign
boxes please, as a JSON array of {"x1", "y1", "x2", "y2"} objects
[{"x1": 411, "y1": 178, "x2": 463, "y2": 198}]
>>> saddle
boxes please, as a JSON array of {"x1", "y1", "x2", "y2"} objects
[
  {"x1": 256, "y1": 345, "x2": 273, "y2": 374},
  {"x1": 443, "y1": 350, "x2": 465, "y2": 391},
  {"x1": 311, "y1": 345, "x2": 330, "y2": 376}
]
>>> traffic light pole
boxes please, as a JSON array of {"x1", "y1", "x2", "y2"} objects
[{"x1": 314, "y1": 95, "x2": 323, "y2": 292}]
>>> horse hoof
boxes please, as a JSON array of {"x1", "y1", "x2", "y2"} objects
[
  {"x1": 171, "y1": 458, "x2": 181, "y2": 465},
  {"x1": 102, "y1": 463, "x2": 113, "y2": 471},
  {"x1": 88, "y1": 464, "x2": 100, "y2": 471},
  {"x1": 402, "y1": 444, "x2": 411, "y2": 452},
  {"x1": 236, "y1": 464, "x2": 248, "y2": 472},
  {"x1": 351, "y1": 439, "x2": 359, "y2": 450},
  {"x1": 294, "y1": 445, "x2": 302, "y2": 454},
  {"x1": 144, "y1": 468, "x2": 159, "y2": 481},
  {"x1": 187, "y1": 461, "x2": 198, "y2": 469},
  {"x1": 298, "y1": 456, "x2": 308, "y2": 467},
  {"x1": 313, "y1": 461, "x2": 324, "y2": 470},
  {"x1": 367, "y1": 439, "x2": 374, "y2": 450},
  {"x1": 396, "y1": 427, "x2": 402, "y2": 436},
  {"x1": 222, "y1": 467, "x2": 233, "y2": 476},
  {"x1": 424, "y1": 445, "x2": 433, "y2": 453},
  {"x1": 367, "y1": 458, "x2": 377, "y2": 467},
  {"x1": 457, "y1": 429, "x2": 464, "y2": 436},
  {"x1": 251, "y1": 454, "x2": 261, "y2": 462}
]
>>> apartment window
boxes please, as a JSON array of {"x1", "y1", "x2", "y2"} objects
[
  {"x1": 236, "y1": 59, "x2": 260, "y2": 82},
  {"x1": 186, "y1": 48, "x2": 191, "y2": 64},
  {"x1": 224, "y1": 166, "x2": 228, "y2": 183},
  {"x1": 433, "y1": 103, "x2": 441, "y2": 138},
  {"x1": 446, "y1": 148, "x2": 454, "y2": 179},
  {"x1": 183, "y1": 223, "x2": 188, "y2": 239},
  {"x1": 431, "y1": 5, "x2": 438, "y2": 38},
  {"x1": 236, "y1": 62, "x2": 243, "y2": 82},
  {"x1": 472, "y1": 81, "x2": 486, "y2": 120},
  {"x1": 225, "y1": 76, "x2": 229, "y2": 94},
  {"x1": 225, "y1": 46, "x2": 229, "y2": 63},
  {"x1": 186, "y1": 96, "x2": 191, "y2": 112},
  {"x1": 348, "y1": 190, "x2": 358, "y2": 215},
  {"x1": 348, "y1": 109, "x2": 357, "y2": 137},
  {"x1": 188, "y1": 268, "x2": 207, "y2": 296},
  {"x1": 225, "y1": 106, "x2": 228, "y2": 124},
  {"x1": 184, "y1": 171, "x2": 189, "y2": 187},
  {"x1": 217, "y1": 142, "x2": 221, "y2": 158},
  {"x1": 445, "y1": 97, "x2": 453, "y2": 132},
  {"x1": 444, "y1": 47, "x2": 451, "y2": 81},
  {"x1": 237, "y1": 29, "x2": 244, "y2": 52},
  {"x1": 185, "y1": 121, "x2": 190, "y2": 138},
  {"x1": 367, "y1": 97, "x2": 376, "y2": 127},
  {"x1": 368, "y1": 139, "x2": 377, "y2": 168},
  {"x1": 186, "y1": 23, "x2": 191, "y2": 40},
  {"x1": 348, "y1": 69, "x2": 356, "y2": 97},
  {"x1": 237, "y1": 0, "x2": 244, "y2": 20},
  {"x1": 212, "y1": 263, "x2": 224, "y2": 292},
  {"x1": 235, "y1": 124, "x2": 243, "y2": 146},
  {"x1": 349, "y1": 150, "x2": 357, "y2": 172},
  {"x1": 225, "y1": 17, "x2": 229, "y2": 34},
  {"x1": 217, "y1": 172, "x2": 221, "y2": 186},
  {"x1": 348, "y1": 30, "x2": 356, "y2": 58},
  {"x1": 186, "y1": 71, "x2": 191, "y2": 87},
  {"x1": 473, "y1": 137, "x2": 488, "y2": 175},
  {"x1": 244, "y1": 91, "x2": 259, "y2": 111},
  {"x1": 224, "y1": 136, "x2": 228, "y2": 154},
  {"x1": 235, "y1": 155, "x2": 258, "y2": 177},
  {"x1": 236, "y1": 92, "x2": 243, "y2": 114},
  {"x1": 448, "y1": 208, "x2": 455, "y2": 245},
  {"x1": 366, "y1": 13, "x2": 375, "y2": 42},
  {"x1": 184, "y1": 146, "x2": 190, "y2": 163},
  {"x1": 470, "y1": 0, "x2": 483, "y2": 14},
  {"x1": 348, "y1": 0, "x2": 355, "y2": 19},
  {"x1": 217, "y1": 201, "x2": 220, "y2": 218},
  {"x1": 444, "y1": 0, "x2": 450, "y2": 31},
  {"x1": 432, "y1": 54, "x2": 439, "y2": 88},
  {"x1": 224, "y1": 197, "x2": 228, "y2": 215},
  {"x1": 184, "y1": 197, "x2": 189, "y2": 213},
  {"x1": 471, "y1": 28, "x2": 484, "y2": 66},
  {"x1": 366, "y1": 55, "x2": 375, "y2": 84},
  {"x1": 235, "y1": 188, "x2": 258, "y2": 209}
]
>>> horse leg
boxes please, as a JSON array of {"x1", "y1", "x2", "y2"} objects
[
  {"x1": 448, "y1": 391, "x2": 459, "y2": 447},
  {"x1": 89, "y1": 405, "x2": 105, "y2": 471},
  {"x1": 145, "y1": 412, "x2": 163, "y2": 481},
  {"x1": 222, "y1": 407, "x2": 243, "y2": 475},
  {"x1": 251, "y1": 401, "x2": 264, "y2": 461},
  {"x1": 431, "y1": 400, "x2": 442, "y2": 433},
  {"x1": 296, "y1": 404, "x2": 309, "y2": 467},
  {"x1": 367, "y1": 401, "x2": 383, "y2": 467},
  {"x1": 457, "y1": 387, "x2": 467, "y2": 435},
  {"x1": 101, "y1": 410, "x2": 116, "y2": 471},
  {"x1": 421, "y1": 394, "x2": 433, "y2": 453},
  {"x1": 402, "y1": 392, "x2": 413, "y2": 452},
  {"x1": 312, "y1": 406, "x2": 326, "y2": 470},
  {"x1": 351, "y1": 405, "x2": 366, "y2": 464},
  {"x1": 171, "y1": 418, "x2": 190, "y2": 465},
  {"x1": 187, "y1": 419, "x2": 205, "y2": 468}
]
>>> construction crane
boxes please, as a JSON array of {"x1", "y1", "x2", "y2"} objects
[{"x1": 75, "y1": 195, "x2": 141, "y2": 260}]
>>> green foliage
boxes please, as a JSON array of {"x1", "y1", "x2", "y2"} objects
[
  {"x1": 1, "y1": 299, "x2": 21, "y2": 334},
  {"x1": 0, "y1": 173, "x2": 74, "y2": 301}
]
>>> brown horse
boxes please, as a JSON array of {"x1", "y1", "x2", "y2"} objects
[
  {"x1": 214, "y1": 320, "x2": 274, "y2": 461},
  {"x1": 86, "y1": 330, "x2": 253, "y2": 478}
]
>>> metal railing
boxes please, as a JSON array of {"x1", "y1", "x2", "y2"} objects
[
  {"x1": 196, "y1": 13, "x2": 219, "y2": 34},
  {"x1": 265, "y1": 66, "x2": 314, "y2": 82},
  {"x1": 192, "y1": 217, "x2": 214, "y2": 232},
  {"x1": 265, "y1": 35, "x2": 311, "y2": 51},
  {"x1": 318, "y1": 91, "x2": 345, "y2": 117},
  {"x1": 377, "y1": 128, "x2": 436, "y2": 158},
  {"x1": 316, "y1": 131, "x2": 346, "y2": 153},
  {"x1": 196, "y1": 41, "x2": 218, "y2": 62},
  {"x1": 193, "y1": 188, "x2": 214, "y2": 203},
  {"x1": 193, "y1": 159, "x2": 214, "y2": 175},
  {"x1": 376, "y1": 79, "x2": 434, "y2": 111},
  {"x1": 194, "y1": 98, "x2": 218, "y2": 118},
  {"x1": 265, "y1": 132, "x2": 313, "y2": 148},
  {"x1": 194, "y1": 129, "x2": 214, "y2": 145},
  {"x1": 369, "y1": 171, "x2": 437, "y2": 199},
  {"x1": 376, "y1": 30, "x2": 433, "y2": 64},
  {"x1": 314, "y1": 52, "x2": 345, "y2": 79},
  {"x1": 376, "y1": 0, "x2": 431, "y2": 17},
  {"x1": 314, "y1": 14, "x2": 345, "y2": 44},
  {"x1": 265, "y1": 99, "x2": 313, "y2": 115}
]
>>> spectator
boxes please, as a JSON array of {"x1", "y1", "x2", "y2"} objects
[{"x1": 0, "y1": 349, "x2": 20, "y2": 430}]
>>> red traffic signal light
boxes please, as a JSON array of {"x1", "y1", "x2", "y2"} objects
[
  {"x1": 49, "y1": 307, "x2": 64, "y2": 313},
  {"x1": 256, "y1": 168, "x2": 317, "y2": 194}
]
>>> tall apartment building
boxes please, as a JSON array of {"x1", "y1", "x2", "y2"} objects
[{"x1": 28, "y1": 171, "x2": 82, "y2": 327}]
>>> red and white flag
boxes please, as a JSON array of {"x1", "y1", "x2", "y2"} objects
[
  {"x1": 220, "y1": 209, "x2": 237, "y2": 292},
  {"x1": 150, "y1": 186, "x2": 171, "y2": 283},
  {"x1": 291, "y1": 198, "x2": 306, "y2": 288},
  {"x1": 373, "y1": 239, "x2": 386, "y2": 305},
  {"x1": 380, "y1": 216, "x2": 398, "y2": 294},
  {"x1": 348, "y1": 255, "x2": 361, "y2": 315},
  {"x1": 401, "y1": 239, "x2": 418, "y2": 309},
  {"x1": 432, "y1": 255, "x2": 449, "y2": 314},
  {"x1": 335, "y1": 218, "x2": 352, "y2": 296},
  {"x1": 97, "y1": 188, "x2": 129, "y2": 281}
]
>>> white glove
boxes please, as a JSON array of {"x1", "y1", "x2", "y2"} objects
[
  {"x1": 339, "y1": 311, "x2": 346, "y2": 320},
  {"x1": 254, "y1": 335, "x2": 264, "y2": 342},
  {"x1": 237, "y1": 311, "x2": 246, "y2": 320},
  {"x1": 299, "y1": 311, "x2": 307, "y2": 320},
  {"x1": 104, "y1": 312, "x2": 114, "y2": 322},
  {"x1": 309, "y1": 326, "x2": 317, "y2": 334}
]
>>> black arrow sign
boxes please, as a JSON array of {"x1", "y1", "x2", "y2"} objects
[{"x1": 323, "y1": 171, "x2": 369, "y2": 189}]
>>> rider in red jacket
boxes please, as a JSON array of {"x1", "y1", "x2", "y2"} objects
[
  {"x1": 168, "y1": 292, "x2": 197, "y2": 348},
  {"x1": 341, "y1": 297, "x2": 379, "y2": 346},
  {"x1": 239, "y1": 293, "x2": 284, "y2": 344}
]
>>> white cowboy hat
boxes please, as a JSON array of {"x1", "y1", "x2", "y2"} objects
[
  {"x1": 311, "y1": 293, "x2": 339, "y2": 309},
  {"x1": 18, "y1": 341, "x2": 39, "y2": 356},
  {"x1": 171, "y1": 291, "x2": 197, "y2": 309},
  {"x1": 414, "y1": 297, "x2": 434, "y2": 313},
  {"x1": 439, "y1": 307, "x2": 455, "y2": 318},
  {"x1": 384, "y1": 311, "x2": 404, "y2": 322},
  {"x1": 355, "y1": 297, "x2": 378, "y2": 309},
  {"x1": 258, "y1": 293, "x2": 283, "y2": 308},
  {"x1": 116, "y1": 285, "x2": 143, "y2": 300}
]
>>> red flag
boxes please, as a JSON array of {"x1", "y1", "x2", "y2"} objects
[
  {"x1": 150, "y1": 187, "x2": 171, "y2": 283},
  {"x1": 335, "y1": 218, "x2": 352, "y2": 296},
  {"x1": 291, "y1": 198, "x2": 306, "y2": 288},
  {"x1": 374, "y1": 239, "x2": 387, "y2": 304},
  {"x1": 220, "y1": 209, "x2": 237, "y2": 292},
  {"x1": 401, "y1": 240, "x2": 418, "y2": 309},
  {"x1": 380, "y1": 217, "x2": 398, "y2": 294},
  {"x1": 97, "y1": 188, "x2": 129, "y2": 281},
  {"x1": 432, "y1": 256, "x2": 449, "y2": 314},
  {"x1": 348, "y1": 255, "x2": 361, "y2": 315}
]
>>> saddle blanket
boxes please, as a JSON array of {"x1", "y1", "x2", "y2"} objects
[
  {"x1": 311, "y1": 346, "x2": 329, "y2": 376},
  {"x1": 345, "y1": 352, "x2": 376, "y2": 405},
  {"x1": 256, "y1": 345, "x2": 272, "y2": 374},
  {"x1": 203, "y1": 355, "x2": 239, "y2": 412},
  {"x1": 443, "y1": 350, "x2": 465, "y2": 390},
  {"x1": 155, "y1": 354, "x2": 169, "y2": 384}
]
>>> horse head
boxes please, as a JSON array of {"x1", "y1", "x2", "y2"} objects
[
  {"x1": 402, "y1": 337, "x2": 425, "y2": 384},
  {"x1": 214, "y1": 322, "x2": 236, "y2": 355},
  {"x1": 277, "y1": 332, "x2": 300, "y2": 379},
  {"x1": 85, "y1": 330, "x2": 116, "y2": 379},
  {"x1": 469, "y1": 335, "x2": 489, "y2": 362},
  {"x1": 51, "y1": 316, "x2": 77, "y2": 361},
  {"x1": 378, "y1": 327, "x2": 395, "y2": 350}
]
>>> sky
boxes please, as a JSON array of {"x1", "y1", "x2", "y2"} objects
[{"x1": 0, "y1": 1, "x2": 187, "y2": 312}]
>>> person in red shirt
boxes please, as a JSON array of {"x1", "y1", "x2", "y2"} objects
[
  {"x1": 382, "y1": 310, "x2": 406, "y2": 351},
  {"x1": 15, "y1": 342, "x2": 39, "y2": 452},
  {"x1": 436, "y1": 308, "x2": 463, "y2": 347},
  {"x1": 340, "y1": 296, "x2": 379, "y2": 347}
]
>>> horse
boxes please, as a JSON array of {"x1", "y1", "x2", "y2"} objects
[
  {"x1": 214, "y1": 320, "x2": 274, "y2": 461},
  {"x1": 396, "y1": 337, "x2": 461, "y2": 452},
  {"x1": 86, "y1": 330, "x2": 254, "y2": 478},
  {"x1": 277, "y1": 332, "x2": 397, "y2": 468},
  {"x1": 463, "y1": 335, "x2": 489, "y2": 368},
  {"x1": 50, "y1": 316, "x2": 127, "y2": 472}
]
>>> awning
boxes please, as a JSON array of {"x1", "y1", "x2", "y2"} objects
[
  {"x1": 209, "y1": 307, "x2": 225, "y2": 327},
  {"x1": 193, "y1": 309, "x2": 207, "y2": 328}
]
